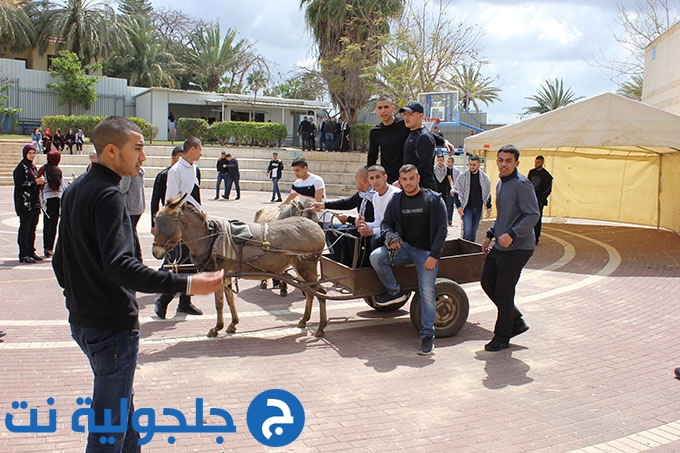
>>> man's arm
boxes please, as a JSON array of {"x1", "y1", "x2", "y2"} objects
[
  {"x1": 429, "y1": 194, "x2": 448, "y2": 260},
  {"x1": 367, "y1": 128, "x2": 379, "y2": 167},
  {"x1": 507, "y1": 181, "x2": 540, "y2": 243},
  {"x1": 414, "y1": 134, "x2": 436, "y2": 179},
  {"x1": 165, "y1": 166, "x2": 181, "y2": 202},
  {"x1": 150, "y1": 172, "x2": 166, "y2": 230},
  {"x1": 324, "y1": 192, "x2": 361, "y2": 211}
]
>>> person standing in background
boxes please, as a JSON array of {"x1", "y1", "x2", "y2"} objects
[
  {"x1": 215, "y1": 150, "x2": 229, "y2": 200},
  {"x1": 225, "y1": 153, "x2": 241, "y2": 200},
  {"x1": 168, "y1": 112, "x2": 177, "y2": 143},
  {"x1": 120, "y1": 167, "x2": 145, "y2": 261},
  {"x1": 267, "y1": 151, "x2": 284, "y2": 202},
  {"x1": 446, "y1": 156, "x2": 461, "y2": 227},
  {"x1": 453, "y1": 155, "x2": 492, "y2": 242},
  {"x1": 38, "y1": 150, "x2": 64, "y2": 258},
  {"x1": 14, "y1": 144, "x2": 45, "y2": 263},
  {"x1": 527, "y1": 155, "x2": 553, "y2": 244}
]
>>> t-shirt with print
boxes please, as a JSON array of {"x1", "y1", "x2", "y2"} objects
[{"x1": 400, "y1": 189, "x2": 431, "y2": 251}]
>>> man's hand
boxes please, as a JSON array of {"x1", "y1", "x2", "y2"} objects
[
  {"x1": 484, "y1": 208, "x2": 492, "y2": 218},
  {"x1": 151, "y1": 226, "x2": 156, "y2": 236},
  {"x1": 482, "y1": 237, "x2": 492, "y2": 255},
  {"x1": 189, "y1": 270, "x2": 224, "y2": 295},
  {"x1": 36, "y1": 176, "x2": 45, "y2": 185},
  {"x1": 444, "y1": 139, "x2": 455, "y2": 154},
  {"x1": 497, "y1": 233, "x2": 513, "y2": 248},
  {"x1": 311, "y1": 202, "x2": 324, "y2": 212},
  {"x1": 457, "y1": 207, "x2": 464, "y2": 217},
  {"x1": 336, "y1": 214, "x2": 348, "y2": 224},
  {"x1": 423, "y1": 256, "x2": 438, "y2": 270}
]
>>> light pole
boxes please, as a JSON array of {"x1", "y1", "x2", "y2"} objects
[{"x1": 188, "y1": 82, "x2": 204, "y2": 91}]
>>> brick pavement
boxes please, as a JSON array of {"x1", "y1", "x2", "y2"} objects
[{"x1": 1, "y1": 186, "x2": 679, "y2": 452}]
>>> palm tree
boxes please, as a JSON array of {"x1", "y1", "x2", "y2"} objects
[
  {"x1": 616, "y1": 74, "x2": 643, "y2": 101},
  {"x1": 300, "y1": 0, "x2": 405, "y2": 122},
  {"x1": 103, "y1": 17, "x2": 177, "y2": 88},
  {"x1": 523, "y1": 78, "x2": 584, "y2": 115},
  {"x1": 449, "y1": 63, "x2": 502, "y2": 112},
  {"x1": 246, "y1": 69, "x2": 268, "y2": 121},
  {"x1": 0, "y1": 0, "x2": 35, "y2": 52},
  {"x1": 186, "y1": 22, "x2": 254, "y2": 93},
  {"x1": 31, "y1": 0, "x2": 129, "y2": 64}
]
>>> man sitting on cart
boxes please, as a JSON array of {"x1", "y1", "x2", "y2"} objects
[
  {"x1": 369, "y1": 164, "x2": 448, "y2": 356},
  {"x1": 312, "y1": 166, "x2": 375, "y2": 267}
]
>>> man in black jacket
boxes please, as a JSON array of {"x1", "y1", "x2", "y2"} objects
[
  {"x1": 215, "y1": 150, "x2": 229, "y2": 200},
  {"x1": 52, "y1": 116, "x2": 223, "y2": 452},
  {"x1": 527, "y1": 155, "x2": 553, "y2": 244}
]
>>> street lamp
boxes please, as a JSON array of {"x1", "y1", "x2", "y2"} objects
[{"x1": 188, "y1": 82, "x2": 204, "y2": 91}]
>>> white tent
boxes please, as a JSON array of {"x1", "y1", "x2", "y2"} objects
[{"x1": 464, "y1": 93, "x2": 680, "y2": 233}]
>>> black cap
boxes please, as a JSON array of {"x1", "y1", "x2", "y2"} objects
[{"x1": 399, "y1": 101, "x2": 424, "y2": 114}]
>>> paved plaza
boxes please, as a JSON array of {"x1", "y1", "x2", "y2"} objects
[{"x1": 1, "y1": 185, "x2": 679, "y2": 452}]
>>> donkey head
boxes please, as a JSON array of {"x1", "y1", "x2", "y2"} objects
[{"x1": 152, "y1": 192, "x2": 187, "y2": 259}]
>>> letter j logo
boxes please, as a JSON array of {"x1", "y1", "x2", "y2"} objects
[{"x1": 246, "y1": 389, "x2": 305, "y2": 447}]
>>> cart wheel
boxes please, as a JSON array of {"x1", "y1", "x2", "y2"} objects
[
  {"x1": 409, "y1": 278, "x2": 469, "y2": 338},
  {"x1": 363, "y1": 292, "x2": 410, "y2": 312}
]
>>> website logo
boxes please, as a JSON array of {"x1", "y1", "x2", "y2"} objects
[{"x1": 246, "y1": 389, "x2": 304, "y2": 447}]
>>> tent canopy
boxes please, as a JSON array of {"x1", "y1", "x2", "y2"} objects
[{"x1": 464, "y1": 93, "x2": 680, "y2": 233}]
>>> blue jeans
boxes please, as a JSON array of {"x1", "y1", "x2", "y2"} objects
[
  {"x1": 271, "y1": 177, "x2": 281, "y2": 200},
  {"x1": 462, "y1": 207, "x2": 483, "y2": 242},
  {"x1": 226, "y1": 175, "x2": 240, "y2": 198},
  {"x1": 318, "y1": 132, "x2": 324, "y2": 151},
  {"x1": 324, "y1": 132, "x2": 335, "y2": 151},
  {"x1": 71, "y1": 325, "x2": 140, "y2": 452},
  {"x1": 370, "y1": 243, "x2": 439, "y2": 338},
  {"x1": 215, "y1": 173, "x2": 228, "y2": 198}
]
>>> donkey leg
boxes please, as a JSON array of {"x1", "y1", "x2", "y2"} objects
[
  {"x1": 313, "y1": 285, "x2": 328, "y2": 337},
  {"x1": 297, "y1": 291, "x2": 313, "y2": 329},
  {"x1": 224, "y1": 281, "x2": 239, "y2": 333},
  {"x1": 207, "y1": 282, "x2": 225, "y2": 338}
]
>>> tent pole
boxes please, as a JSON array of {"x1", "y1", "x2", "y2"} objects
[{"x1": 657, "y1": 154, "x2": 662, "y2": 230}]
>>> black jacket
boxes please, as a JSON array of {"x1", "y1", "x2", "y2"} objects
[
  {"x1": 13, "y1": 159, "x2": 40, "y2": 216},
  {"x1": 53, "y1": 163, "x2": 188, "y2": 331},
  {"x1": 324, "y1": 191, "x2": 375, "y2": 225}
]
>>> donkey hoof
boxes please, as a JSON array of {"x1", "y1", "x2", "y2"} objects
[
  {"x1": 297, "y1": 320, "x2": 307, "y2": 329},
  {"x1": 226, "y1": 325, "x2": 237, "y2": 334},
  {"x1": 259, "y1": 281, "x2": 267, "y2": 289},
  {"x1": 314, "y1": 328, "x2": 325, "y2": 338},
  {"x1": 280, "y1": 288, "x2": 288, "y2": 297},
  {"x1": 207, "y1": 329, "x2": 218, "y2": 338}
]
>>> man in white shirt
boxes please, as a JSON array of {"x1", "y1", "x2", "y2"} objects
[
  {"x1": 357, "y1": 165, "x2": 401, "y2": 250},
  {"x1": 282, "y1": 156, "x2": 331, "y2": 224},
  {"x1": 155, "y1": 136, "x2": 204, "y2": 319},
  {"x1": 165, "y1": 136, "x2": 203, "y2": 210}
]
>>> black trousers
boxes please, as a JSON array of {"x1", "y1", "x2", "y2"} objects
[
  {"x1": 481, "y1": 248, "x2": 533, "y2": 340},
  {"x1": 17, "y1": 209, "x2": 40, "y2": 259},
  {"x1": 43, "y1": 197, "x2": 60, "y2": 253},
  {"x1": 534, "y1": 203, "x2": 545, "y2": 240}
]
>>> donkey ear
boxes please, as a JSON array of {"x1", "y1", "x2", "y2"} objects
[{"x1": 167, "y1": 192, "x2": 188, "y2": 210}]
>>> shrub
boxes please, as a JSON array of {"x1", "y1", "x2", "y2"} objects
[
  {"x1": 42, "y1": 115, "x2": 102, "y2": 137},
  {"x1": 128, "y1": 117, "x2": 158, "y2": 143},
  {"x1": 177, "y1": 117, "x2": 209, "y2": 141},
  {"x1": 206, "y1": 121, "x2": 288, "y2": 146}
]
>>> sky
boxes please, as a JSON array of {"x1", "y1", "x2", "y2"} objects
[{"x1": 149, "y1": 0, "x2": 637, "y2": 125}]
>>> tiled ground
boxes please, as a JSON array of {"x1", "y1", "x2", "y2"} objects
[{"x1": 1, "y1": 186, "x2": 679, "y2": 452}]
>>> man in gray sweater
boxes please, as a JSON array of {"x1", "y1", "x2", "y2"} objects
[{"x1": 481, "y1": 145, "x2": 540, "y2": 352}]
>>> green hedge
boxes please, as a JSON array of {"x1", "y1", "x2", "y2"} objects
[
  {"x1": 182, "y1": 119, "x2": 288, "y2": 147},
  {"x1": 41, "y1": 115, "x2": 158, "y2": 142}
]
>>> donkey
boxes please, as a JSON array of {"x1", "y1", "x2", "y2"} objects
[
  {"x1": 253, "y1": 197, "x2": 319, "y2": 296},
  {"x1": 152, "y1": 194, "x2": 328, "y2": 337}
]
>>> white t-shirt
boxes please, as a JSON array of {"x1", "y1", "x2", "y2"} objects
[
  {"x1": 166, "y1": 157, "x2": 202, "y2": 211},
  {"x1": 291, "y1": 172, "x2": 330, "y2": 222},
  {"x1": 367, "y1": 185, "x2": 401, "y2": 236}
]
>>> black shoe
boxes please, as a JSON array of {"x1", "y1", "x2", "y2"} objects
[
  {"x1": 535, "y1": 238, "x2": 540, "y2": 245},
  {"x1": 235, "y1": 196, "x2": 240, "y2": 200},
  {"x1": 0, "y1": 331, "x2": 6, "y2": 339},
  {"x1": 675, "y1": 368, "x2": 680, "y2": 380},
  {"x1": 222, "y1": 195, "x2": 228, "y2": 200},
  {"x1": 44, "y1": 250, "x2": 53, "y2": 258},
  {"x1": 511, "y1": 319, "x2": 530, "y2": 338},
  {"x1": 213, "y1": 196, "x2": 219, "y2": 200},
  {"x1": 177, "y1": 303, "x2": 203, "y2": 316},
  {"x1": 154, "y1": 298, "x2": 169, "y2": 319},
  {"x1": 20, "y1": 256, "x2": 36, "y2": 264},
  {"x1": 271, "y1": 198, "x2": 275, "y2": 202},
  {"x1": 374, "y1": 291, "x2": 407, "y2": 307},
  {"x1": 276, "y1": 198, "x2": 283, "y2": 202},
  {"x1": 417, "y1": 336, "x2": 434, "y2": 355},
  {"x1": 30, "y1": 254, "x2": 44, "y2": 261},
  {"x1": 485, "y1": 337, "x2": 510, "y2": 352}
]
